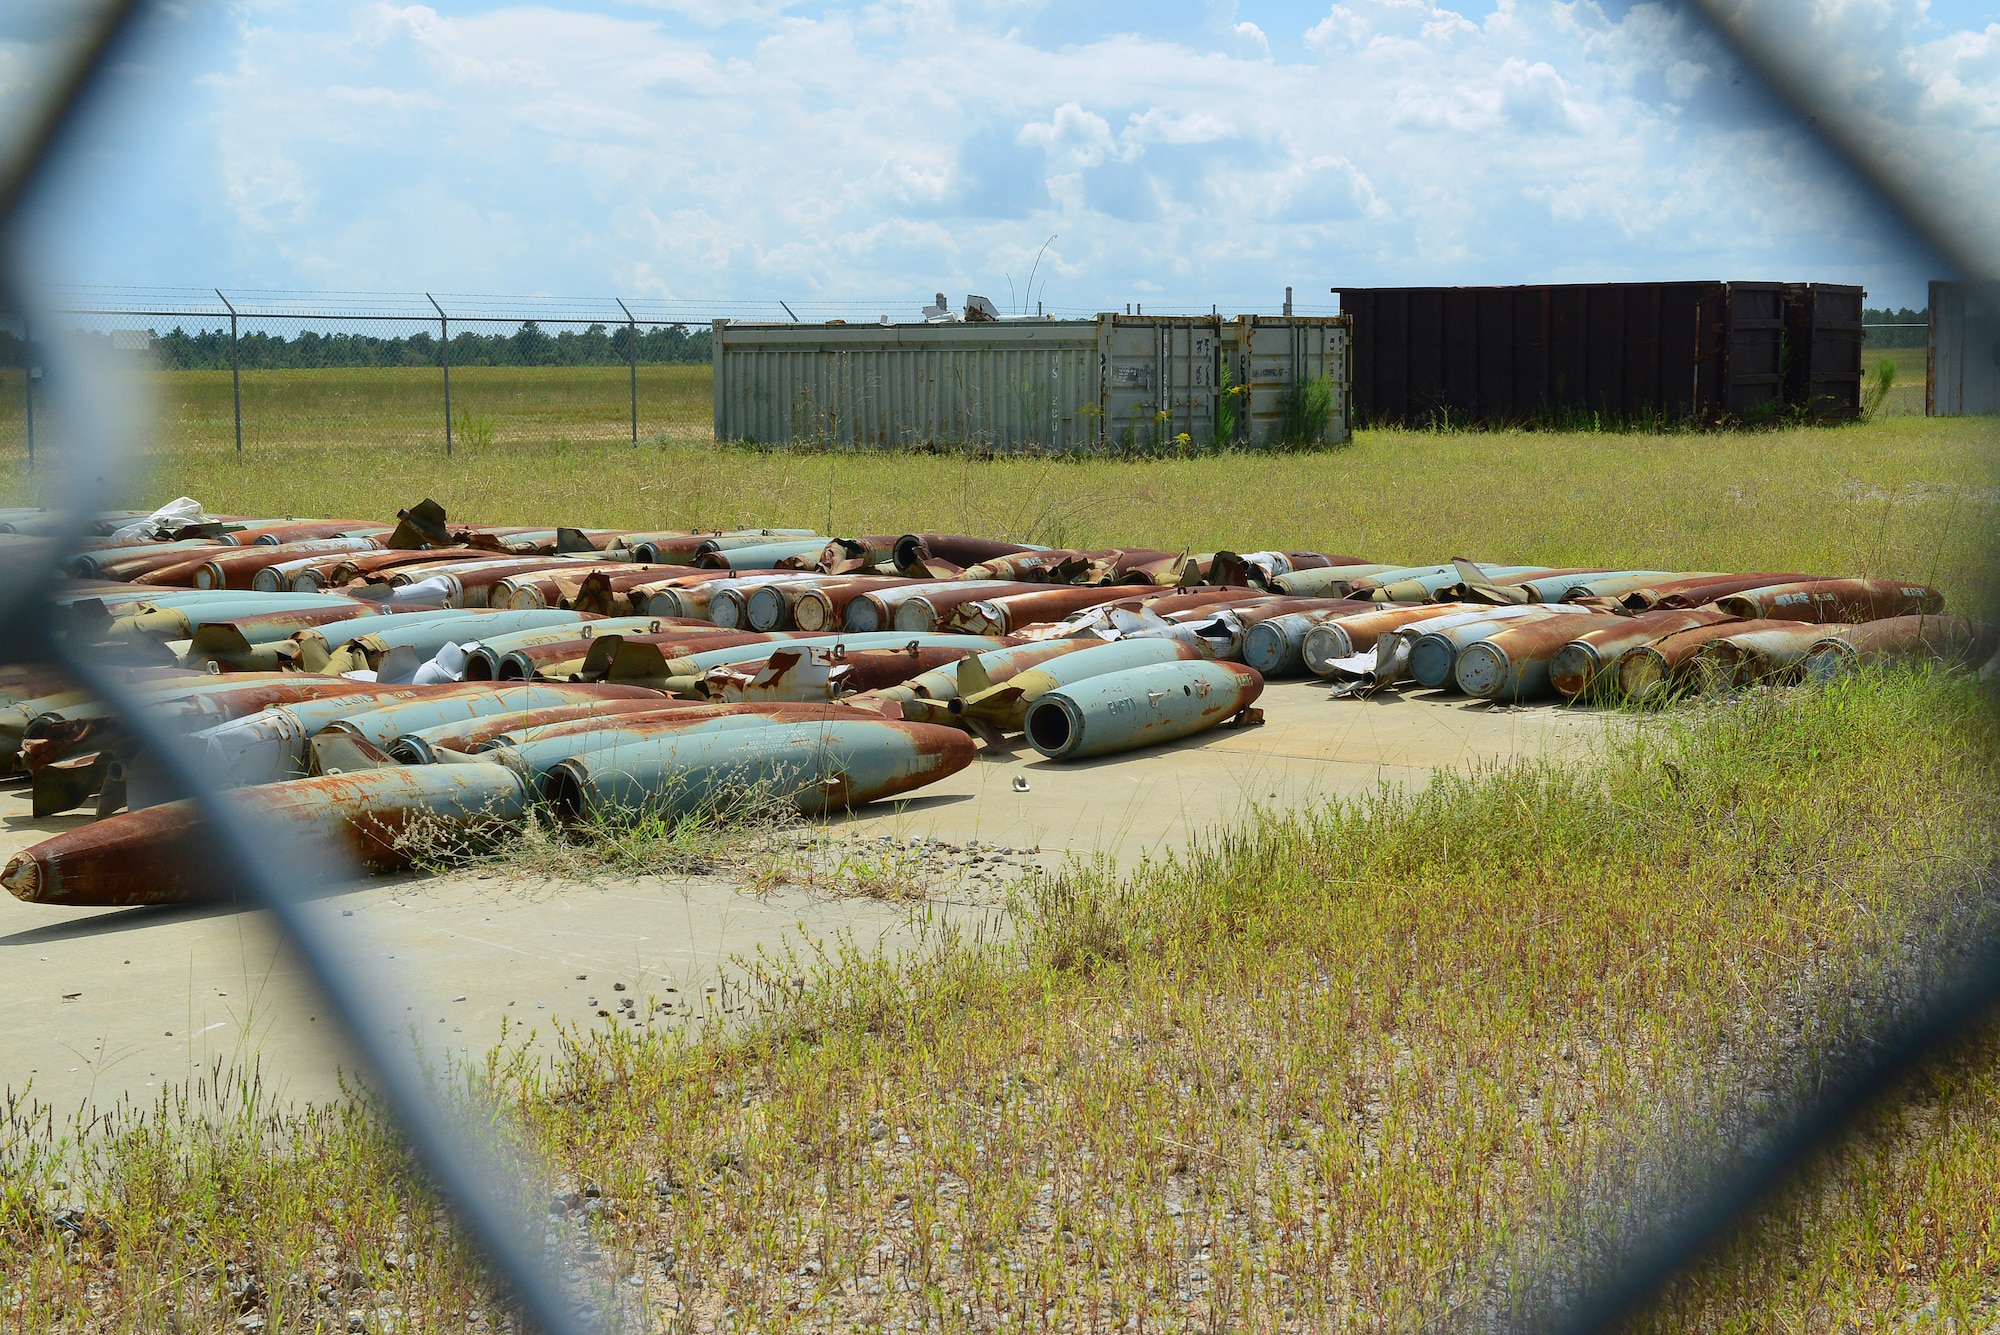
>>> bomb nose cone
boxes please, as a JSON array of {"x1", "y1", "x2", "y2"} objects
[{"x1": 3, "y1": 853, "x2": 41, "y2": 902}]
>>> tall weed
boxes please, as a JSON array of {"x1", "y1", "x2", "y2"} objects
[{"x1": 6, "y1": 671, "x2": 1996, "y2": 1331}]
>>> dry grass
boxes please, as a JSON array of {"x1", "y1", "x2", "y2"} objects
[
  {"x1": 1868, "y1": 348, "x2": 1929, "y2": 417},
  {"x1": 4, "y1": 671, "x2": 1999, "y2": 1332},
  {"x1": 2, "y1": 391, "x2": 1993, "y2": 611},
  {"x1": 0, "y1": 365, "x2": 714, "y2": 457},
  {"x1": 2, "y1": 371, "x2": 1998, "y2": 1330}
]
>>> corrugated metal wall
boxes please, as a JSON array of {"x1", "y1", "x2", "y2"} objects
[
  {"x1": 1337, "y1": 281, "x2": 1863, "y2": 426},
  {"x1": 714, "y1": 314, "x2": 1353, "y2": 451},
  {"x1": 1336, "y1": 283, "x2": 1720, "y2": 426},
  {"x1": 1928, "y1": 281, "x2": 2000, "y2": 416},
  {"x1": 713, "y1": 321, "x2": 1101, "y2": 451}
]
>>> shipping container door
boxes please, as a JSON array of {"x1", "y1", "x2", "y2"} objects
[
  {"x1": 1933, "y1": 282, "x2": 2000, "y2": 416},
  {"x1": 1226, "y1": 316, "x2": 1351, "y2": 447},
  {"x1": 1098, "y1": 316, "x2": 1220, "y2": 451},
  {"x1": 1725, "y1": 282, "x2": 1786, "y2": 416},
  {"x1": 1804, "y1": 284, "x2": 1863, "y2": 419}
]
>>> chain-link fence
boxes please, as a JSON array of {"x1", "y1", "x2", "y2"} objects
[
  {"x1": 0, "y1": 288, "x2": 1349, "y2": 461},
  {"x1": 3, "y1": 291, "x2": 734, "y2": 459}
]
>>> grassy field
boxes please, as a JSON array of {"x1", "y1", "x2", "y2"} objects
[
  {"x1": 1869, "y1": 347, "x2": 1929, "y2": 416},
  {"x1": 4, "y1": 673, "x2": 1998, "y2": 1331},
  {"x1": 0, "y1": 348, "x2": 1938, "y2": 463},
  {"x1": 0, "y1": 365, "x2": 716, "y2": 457},
  {"x1": 5, "y1": 403, "x2": 1991, "y2": 611},
  {"x1": 2, "y1": 374, "x2": 1999, "y2": 1330}
]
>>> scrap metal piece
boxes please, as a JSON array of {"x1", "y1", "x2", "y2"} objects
[
  {"x1": 490, "y1": 703, "x2": 864, "y2": 783},
  {"x1": 2, "y1": 764, "x2": 531, "y2": 907},
  {"x1": 944, "y1": 586, "x2": 1140, "y2": 637},
  {"x1": 1802, "y1": 615, "x2": 2000, "y2": 682},
  {"x1": 1301, "y1": 603, "x2": 1483, "y2": 677},
  {"x1": 1270, "y1": 563, "x2": 1403, "y2": 597},
  {"x1": 542, "y1": 718, "x2": 974, "y2": 822},
  {"x1": 32, "y1": 751, "x2": 108, "y2": 818},
  {"x1": 1616, "y1": 618, "x2": 1805, "y2": 702},
  {"x1": 1454, "y1": 611, "x2": 1621, "y2": 702},
  {"x1": 1547, "y1": 608, "x2": 1740, "y2": 699},
  {"x1": 1408, "y1": 605, "x2": 1597, "y2": 690},
  {"x1": 389, "y1": 699, "x2": 710, "y2": 763},
  {"x1": 1023, "y1": 660, "x2": 1265, "y2": 761},
  {"x1": 387, "y1": 498, "x2": 455, "y2": 549},
  {"x1": 1612, "y1": 572, "x2": 1820, "y2": 612},
  {"x1": 145, "y1": 537, "x2": 386, "y2": 591},
  {"x1": 1710, "y1": 578, "x2": 1944, "y2": 624},
  {"x1": 956, "y1": 638, "x2": 1203, "y2": 734}
]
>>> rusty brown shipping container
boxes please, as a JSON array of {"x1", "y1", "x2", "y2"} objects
[
  {"x1": 1783, "y1": 283, "x2": 1864, "y2": 419},
  {"x1": 1334, "y1": 280, "x2": 1863, "y2": 426}
]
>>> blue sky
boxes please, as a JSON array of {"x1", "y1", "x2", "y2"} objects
[{"x1": 8, "y1": 0, "x2": 1998, "y2": 312}]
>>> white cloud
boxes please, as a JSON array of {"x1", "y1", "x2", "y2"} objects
[
  {"x1": 1698, "y1": 0, "x2": 2000, "y2": 274},
  {"x1": 35, "y1": 0, "x2": 1998, "y2": 307},
  {"x1": 1018, "y1": 103, "x2": 1119, "y2": 168}
]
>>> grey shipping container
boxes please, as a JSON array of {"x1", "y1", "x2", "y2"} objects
[
  {"x1": 1928, "y1": 280, "x2": 2000, "y2": 416},
  {"x1": 1335, "y1": 281, "x2": 1863, "y2": 427},
  {"x1": 712, "y1": 313, "x2": 1351, "y2": 452}
]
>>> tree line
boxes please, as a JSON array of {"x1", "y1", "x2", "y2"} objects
[
  {"x1": 1862, "y1": 306, "x2": 1927, "y2": 349},
  {"x1": 0, "y1": 320, "x2": 712, "y2": 370}
]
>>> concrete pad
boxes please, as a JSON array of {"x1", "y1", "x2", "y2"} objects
[
  {"x1": 0, "y1": 851, "x2": 989, "y2": 1112},
  {"x1": 0, "y1": 682, "x2": 1615, "y2": 1111},
  {"x1": 829, "y1": 678, "x2": 1617, "y2": 860}
]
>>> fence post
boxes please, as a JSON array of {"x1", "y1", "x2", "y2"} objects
[
  {"x1": 215, "y1": 289, "x2": 241, "y2": 456},
  {"x1": 428, "y1": 293, "x2": 452, "y2": 455},
  {"x1": 21, "y1": 315, "x2": 32, "y2": 467},
  {"x1": 616, "y1": 298, "x2": 638, "y2": 445}
]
